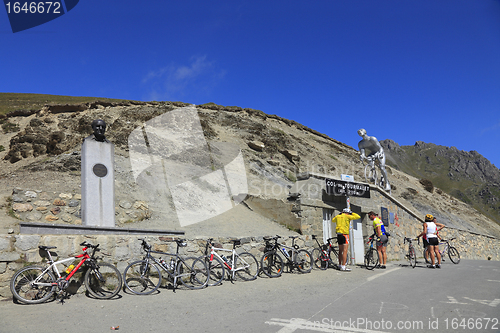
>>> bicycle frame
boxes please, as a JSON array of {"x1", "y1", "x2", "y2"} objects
[
  {"x1": 364, "y1": 235, "x2": 380, "y2": 270},
  {"x1": 313, "y1": 236, "x2": 338, "y2": 259},
  {"x1": 424, "y1": 238, "x2": 458, "y2": 262},
  {"x1": 139, "y1": 242, "x2": 194, "y2": 287},
  {"x1": 403, "y1": 237, "x2": 417, "y2": 268},
  {"x1": 35, "y1": 245, "x2": 93, "y2": 289},
  {"x1": 312, "y1": 235, "x2": 338, "y2": 269},
  {"x1": 206, "y1": 240, "x2": 251, "y2": 280},
  {"x1": 267, "y1": 236, "x2": 303, "y2": 269}
]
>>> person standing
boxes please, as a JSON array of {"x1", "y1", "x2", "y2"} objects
[
  {"x1": 368, "y1": 211, "x2": 388, "y2": 269},
  {"x1": 332, "y1": 208, "x2": 360, "y2": 271},
  {"x1": 419, "y1": 214, "x2": 445, "y2": 268}
]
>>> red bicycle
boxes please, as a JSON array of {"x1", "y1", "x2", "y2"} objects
[{"x1": 10, "y1": 242, "x2": 122, "y2": 304}]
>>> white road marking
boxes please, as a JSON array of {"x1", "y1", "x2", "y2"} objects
[
  {"x1": 463, "y1": 297, "x2": 500, "y2": 307},
  {"x1": 367, "y1": 267, "x2": 400, "y2": 281},
  {"x1": 441, "y1": 296, "x2": 468, "y2": 305}
]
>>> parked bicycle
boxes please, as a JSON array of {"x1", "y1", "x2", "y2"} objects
[
  {"x1": 403, "y1": 237, "x2": 417, "y2": 268},
  {"x1": 123, "y1": 238, "x2": 209, "y2": 295},
  {"x1": 424, "y1": 237, "x2": 460, "y2": 264},
  {"x1": 10, "y1": 242, "x2": 122, "y2": 304},
  {"x1": 261, "y1": 235, "x2": 312, "y2": 277},
  {"x1": 311, "y1": 235, "x2": 339, "y2": 270},
  {"x1": 200, "y1": 238, "x2": 259, "y2": 286},
  {"x1": 364, "y1": 234, "x2": 379, "y2": 270}
]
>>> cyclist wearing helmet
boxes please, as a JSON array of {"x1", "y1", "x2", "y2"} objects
[
  {"x1": 332, "y1": 208, "x2": 360, "y2": 271},
  {"x1": 418, "y1": 214, "x2": 445, "y2": 268},
  {"x1": 369, "y1": 211, "x2": 388, "y2": 269}
]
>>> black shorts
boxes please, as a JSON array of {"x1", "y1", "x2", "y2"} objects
[
  {"x1": 428, "y1": 238, "x2": 439, "y2": 246},
  {"x1": 423, "y1": 238, "x2": 429, "y2": 248},
  {"x1": 337, "y1": 234, "x2": 349, "y2": 245}
]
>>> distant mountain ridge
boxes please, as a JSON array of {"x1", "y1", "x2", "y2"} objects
[{"x1": 381, "y1": 139, "x2": 500, "y2": 224}]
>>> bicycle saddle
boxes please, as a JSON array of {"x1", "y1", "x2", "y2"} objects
[{"x1": 38, "y1": 245, "x2": 56, "y2": 250}]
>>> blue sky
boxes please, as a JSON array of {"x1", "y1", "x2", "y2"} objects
[{"x1": 2, "y1": 0, "x2": 500, "y2": 169}]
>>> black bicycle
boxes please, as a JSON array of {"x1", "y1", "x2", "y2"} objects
[
  {"x1": 364, "y1": 234, "x2": 378, "y2": 270},
  {"x1": 403, "y1": 237, "x2": 417, "y2": 268},
  {"x1": 311, "y1": 235, "x2": 339, "y2": 270},
  {"x1": 123, "y1": 239, "x2": 209, "y2": 295},
  {"x1": 261, "y1": 235, "x2": 312, "y2": 277}
]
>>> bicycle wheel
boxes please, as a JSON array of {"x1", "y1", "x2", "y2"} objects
[
  {"x1": 177, "y1": 257, "x2": 209, "y2": 290},
  {"x1": 296, "y1": 249, "x2": 313, "y2": 273},
  {"x1": 409, "y1": 246, "x2": 416, "y2": 268},
  {"x1": 123, "y1": 260, "x2": 162, "y2": 295},
  {"x1": 261, "y1": 251, "x2": 284, "y2": 278},
  {"x1": 10, "y1": 265, "x2": 56, "y2": 304},
  {"x1": 448, "y1": 246, "x2": 460, "y2": 264},
  {"x1": 364, "y1": 248, "x2": 378, "y2": 270},
  {"x1": 329, "y1": 248, "x2": 339, "y2": 269},
  {"x1": 311, "y1": 248, "x2": 328, "y2": 270},
  {"x1": 200, "y1": 255, "x2": 225, "y2": 286},
  {"x1": 235, "y1": 252, "x2": 259, "y2": 281},
  {"x1": 85, "y1": 262, "x2": 122, "y2": 299}
]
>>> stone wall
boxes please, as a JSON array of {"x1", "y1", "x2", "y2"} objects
[
  {"x1": 0, "y1": 234, "x2": 312, "y2": 299},
  {"x1": 9, "y1": 187, "x2": 151, "y2": 227},
  {"x1": 1, "y1": 228, "x2": 499, "y2": 300}
]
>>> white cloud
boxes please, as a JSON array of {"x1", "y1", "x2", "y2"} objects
[
  {"x1": 142, "y1": 56, "x2": 226, "y2": 102},
  {"x1": 481, "y1": 120, "x2": 500, "y2": 135}
]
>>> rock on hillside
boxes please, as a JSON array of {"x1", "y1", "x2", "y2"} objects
[
  {"x1": 1, "y1": 101, "x2": 500, "y2": 239},
  {"x1": 381, "y1": 139, "x2": 500, "y2": 224}
]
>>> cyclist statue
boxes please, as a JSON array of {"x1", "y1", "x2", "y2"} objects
[{"x1": 357, "y1": 128, "x2": 391, "y2": 192}]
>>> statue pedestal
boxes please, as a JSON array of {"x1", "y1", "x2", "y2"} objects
[{"x1": 81, "y1": 137, "x2": 115, "y2": 227}]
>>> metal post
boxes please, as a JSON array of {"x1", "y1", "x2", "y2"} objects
[{"x1": 347, "y1": 196, "x2": 355, "y2": 266}]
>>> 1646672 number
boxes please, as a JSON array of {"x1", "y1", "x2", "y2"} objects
[
  {"x1": 5, "y1": 2, "x2": 61, "y2": 14},
  {"x1": 444, "y1": 318, "x2": 499, "y2": 330}
]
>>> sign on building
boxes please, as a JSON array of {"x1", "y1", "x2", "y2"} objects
[{"x1": 325, "y1": 178, "x2": 370, "y2": 198}]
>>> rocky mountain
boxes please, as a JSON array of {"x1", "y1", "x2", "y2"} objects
[
  {"x1": 381, "y1": 139, "x2": 500, "y2": 224},
  {"x1": 1, "y1": 95, "x2": 499, "y2": 239}
]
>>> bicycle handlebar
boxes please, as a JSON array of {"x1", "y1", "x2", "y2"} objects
[{"x1": 80, "y1": 241, "x2": 99, "y2": 249}]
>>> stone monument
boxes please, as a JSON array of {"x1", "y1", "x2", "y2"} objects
[{"x1": 81, "y1": 119, "x2": 115, "y2": 227}]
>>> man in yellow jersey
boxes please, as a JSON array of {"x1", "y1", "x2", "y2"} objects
[
  {"x1": 369, "y1": 211, "x2": 388, "y2": 269},
  {"x1": 332, "y1": 208, "x2": 360, "y2": 271}
]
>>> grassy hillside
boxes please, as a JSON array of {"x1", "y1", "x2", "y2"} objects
[{"x1": 0, "y1": 92, "x2": 136, "y2": 117}]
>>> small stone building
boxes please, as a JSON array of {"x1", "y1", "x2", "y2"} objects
[{"x1": 289, "y1": 172, "x2": 424, "y2": 264}]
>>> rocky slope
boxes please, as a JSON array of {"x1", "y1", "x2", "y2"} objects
[
  {"x1": 1, "y1": 99, "x2": 500, "y2": 239},
  {"x1": 381, "y1": 139, "x2": 500, "y2": 224}
]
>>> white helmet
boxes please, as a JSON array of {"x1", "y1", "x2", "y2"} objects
[{"x1": 342, "y1": 208, "x2": 352, "y2": 214}]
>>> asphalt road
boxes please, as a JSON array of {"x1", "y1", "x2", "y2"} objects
[{"x1": 1, "y1": 259, "x2": 499, "y2": 333}]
